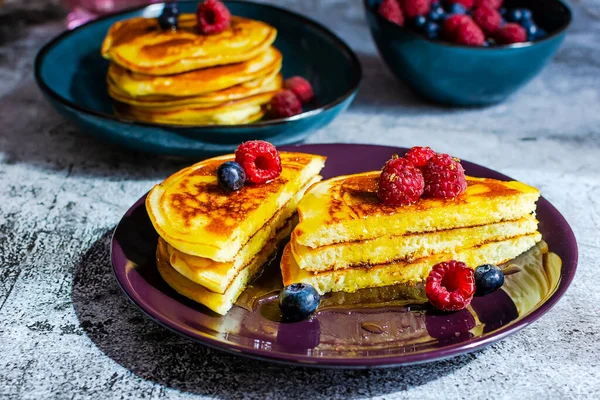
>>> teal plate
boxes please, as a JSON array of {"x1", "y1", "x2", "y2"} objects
[{"x1": 35, "y1": 1, "x2": 361, "y2": 157}]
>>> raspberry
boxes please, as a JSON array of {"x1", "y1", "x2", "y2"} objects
[
  {"x1": 495, "y1": 23, "x2": 527, "y2": 44},
  {"x1": 378, "y1": 157, "x2": 425, "y2": 206},
  {"x1": 404, "y1": 146, "x2": 436, "y2": 168},
  {"x1": 422, "y1": 153, "x2": 467, "y2": 198},
  {"x1": 269, "y1": 90, "x2": 302, "y2": 118},
  {"x1": 378, "y1": 0, "x2": 405, "y2": 26},
  {"x1": 197, "y1": 0, "x2": 230, "y2": 35},
  {"x1": 284, "y1": 76, "x2": 314, "y2": 104},
  {"x1": 474, "y1": 0, "x2": 503, "y2": 9},
  {"x1": 442, "y1": 14, "x2": 471, "y2": 41},
  {"x1": 401, "y1": 0, "x2": 431, "y2": 18},
  {"x1": 234, "y1": 140, "x2": 282, "y2": 184},
  {"x1": 454, "y1": 19, "x2": 485, "y2": 46},
  {"x1": 426, "y1": 260, "x2": 475, "y2": 311},
  {"x1": 473, "y1": 5, "x2": 502, "y2": 35},
  {"x1": 446, "y1": 0, "x2": 475, "y2": 10}
]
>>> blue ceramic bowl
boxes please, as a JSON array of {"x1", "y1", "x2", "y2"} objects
[
  {"x1": 35, "y1": 1, "x2": 361, "y2": 157},
  {"x1": 364, "y1": 0, "x2": 571, "y2": 106}
]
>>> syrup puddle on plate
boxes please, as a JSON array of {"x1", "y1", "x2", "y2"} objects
[{"x1": 231, "y1": 240, "x2": 561, "y2": 353}]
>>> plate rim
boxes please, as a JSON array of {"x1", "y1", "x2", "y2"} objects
[
  {"x1": 33, "y1": 0, "x2": 362, "y2": 131},
  {"x1": 110, "y1": 143, "x2": 578, "y2": 368}
]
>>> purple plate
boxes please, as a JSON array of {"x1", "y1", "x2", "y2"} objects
[{"x1": 111, "y1": 144, "x2": 578, "y2": 368}]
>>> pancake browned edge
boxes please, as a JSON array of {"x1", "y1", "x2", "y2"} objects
[{"x1": 157, "y1": 215, "x2": 296, "y2": 315}]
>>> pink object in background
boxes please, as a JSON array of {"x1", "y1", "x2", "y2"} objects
[{"x1": 63, "y1": 0, "x2": 160, "y2": 29}]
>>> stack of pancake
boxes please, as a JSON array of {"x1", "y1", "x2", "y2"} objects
[
  {"x1": 147, "y1": 152, "x2": 326, "y2": 315},
  {"x1": 101, "y1": 14, "x2": 281, "y2": 125},
  {"x1": 281, "y1": 173, "x2": 542, "y2": 294}
]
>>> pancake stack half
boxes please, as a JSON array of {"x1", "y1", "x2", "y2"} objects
[
  {"x1": 147, "y1": 152, "x2": 326, "y2": 315},
  {"x1": 102, "y1": 14, "x2": 281, "y2": 125},
  {"x1": 281, "y1": 172, "x2": 542, "y2": 294}
]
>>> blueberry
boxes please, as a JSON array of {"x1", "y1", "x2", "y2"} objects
[
  {"x1": 279, "y1": 283, "x2": 320, "y2": 322},
  {"x1": 428, "y1": 5, "x2": 446, "y2": 22},
  {"x1": 474, "y1": 264, "x2": 505, "y2": 296},
  {"x1": 158, "y1": 2, "x2": 180, "y2": 30},
  {"x1": 536, "y1": 27, "x2": 547, "y2": 39},
  {"x1": 499, "y1": 7, "x2": 507, "y2": 16},
  {"x1": 526, "y1": 24, "x2": 538, "y2": 41},
  {"x1": 506, "y1": 9, "x2": 523, "y2": 23},
  {"x1": 424, "y1": 21, "x2": 440, "y2": 39},
  {"x1": 486, "y1": 37, "x2": 496, "y2": 46},
  {"x1": 412, "y1": 15, "x2": 428, "y2": 31},
  {"x1": 520, "y1": 8, "x2": 533, "y2": 21},
  {"x1": 217, "y1": 161, "x2": 245, "y2": 193},
  {"x1": 520, "y1": 18, "x2": 534, "y2": 29},
  {"x1": 449, "y1": 3, "x2": 467, "y2": 15}
]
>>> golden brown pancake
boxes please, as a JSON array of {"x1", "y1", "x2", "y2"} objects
[
  {"x1": 114, "y1": 91, "x2": 276, "y2": 125},
  {"x1": 146, "y1": 152, "x2": 326, "y2": 261},
  {"x1": 108, "y1": 71, "x2": 282, "y2": 109},
  {"x1": 107, "y1": 46, "x2": 282, "y2": 97},
  {"x1": 102, "y1": 15, "x2": 277, "y2": 75},
  {"x1": 293, "y1": 173, "x2": 541, "y2": 248}
]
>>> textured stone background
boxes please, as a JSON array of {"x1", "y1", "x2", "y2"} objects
[{"x1": 1, "y1": 0, "x2": 599, "y2": 399}]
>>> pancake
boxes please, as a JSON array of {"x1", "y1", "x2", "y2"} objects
[
  {"x1": 291, "y1": 215, "x2": 539, "y2": 272},
  {"x1": 157, "y1": 218, "x2": 294, "y2": 315},
  {"x1": 146, "y1": 152, "x2": 326, "y2": 262},
  {"x1": 107, "y1": 46, "x2": 282, "y2": 98},
  {"x1": 293, "y1": 173, "x2": 541, "y2": 248},
  {"x1": 102, "y1": 15, "x2": 277, "y2": 75},
  {"x1": 281, "y1": 233, "x2": 542, "y2": 295},
  {"x1": 166, "y1": 176, "x2": 320, "y2": 293},
  {"x1": 108, "y1": 70, "x2": 282, "y2": 109},
  {"x1": 114, "y1": 91, "x2": 275, "y2": 125}
]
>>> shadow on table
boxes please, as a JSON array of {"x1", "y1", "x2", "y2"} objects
[{"x1": 72, "y1": 232, "x2": 478, "y2": 398}]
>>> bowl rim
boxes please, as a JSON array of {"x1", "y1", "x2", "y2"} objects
[
  {"x1": 34, "y1": 0, "x2": 362, "y2": 131},
  {"x1": 363, "y1": 0, "x2": 572, "y2": 50}
]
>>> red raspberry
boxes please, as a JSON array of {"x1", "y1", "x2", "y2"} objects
[
  {"x1": 378, "y1": 0, "x2": 405, "y2": 26},
  {"x1": 378, "y1": 157, "x2": 425, "y2": 206},
  {"x1": 283, "y1": 76, "x2": 314, "y2": 104},
  {"x1": 234, "y1": 140, "x2": 282, "y2": 184},
  {"x1": 495, "y1": 23, "x2": 527, "y2": 44},
  {"x1": 473, "y1": 5, "x2": 502, "y2": 35},
  {"x1": 442, "y1": 14, "x2": 471, "y2": 41},
  {"x1": 401, "y1": 0, "x2": 430, "y2": 18},
  {"x1": 446, "y1": 0, "x2": 475, "y2": 10},
  {"x1": 455, "y1": 19, "x2": 485, "y2": 46},
  {"x1": 404, "y1": 146, "x2": 436, "y2": 168},
  {"x1": 197, "y1": 0, "x2": 230, "y2": 35},
  {"x1": 422, "y1": 153, "x2": 467, "y2": 199},
  {"x1": 269, "y1": 90, "x2": 302, "y2": 119},
  {"x1": 426, "y1": 260, "x2": 475, "y2": 311},
  {"x1": 475, "y1": 0, "x2": 503, "y2": 9}
]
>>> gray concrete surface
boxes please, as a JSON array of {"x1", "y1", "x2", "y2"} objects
[{"x1": 1, "y1": 0, "x2": 599, "y2": 398}]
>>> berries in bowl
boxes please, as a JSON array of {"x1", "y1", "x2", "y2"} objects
[{"x1": 364, "y1": 0, "x2": 572, "y2": 105}]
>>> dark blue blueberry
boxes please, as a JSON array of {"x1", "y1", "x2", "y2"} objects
[
  {"x1": 526, "y1": 24, "x2": 538, "y2": 41},
  {"x1": 499, "y1": 7, "x2": 507, "y2": 16},
  {"x1": 506, "y1": 9, "x2": 523, "y2": 23},
  {"x1": 428, "y1": 5, "x2": 446, "y2": 22},
  {"x1": 412, "y1": 15, "x2": 428, "y2": 31},
  {"x1": 536, "y1": 27, "x2": 547, "y2": 39},
  {"x1": 217, "y1": 161, "x2": 245, "y2": 193},
  {"x1": 449, "y1": 3, "x2": 467, "y2": 15},
  {"x1": 278, "y1": 283, "x2": 320, "y2": 322},
  {"x1": 424, "y1": 21, "x2": 440, "y2": 39},
  {"x1": 520, "y1": 8, "x2": 533, "y2": 21},
  {"x1": 520, "y1": 18, "x2": 534, "y2": 29},
  {"x1": 158, "y1": 2, "x2": 180, "y2": 30},
  {"x1": 474, "y1": 264, "x2": 505, "y2": 296}
]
